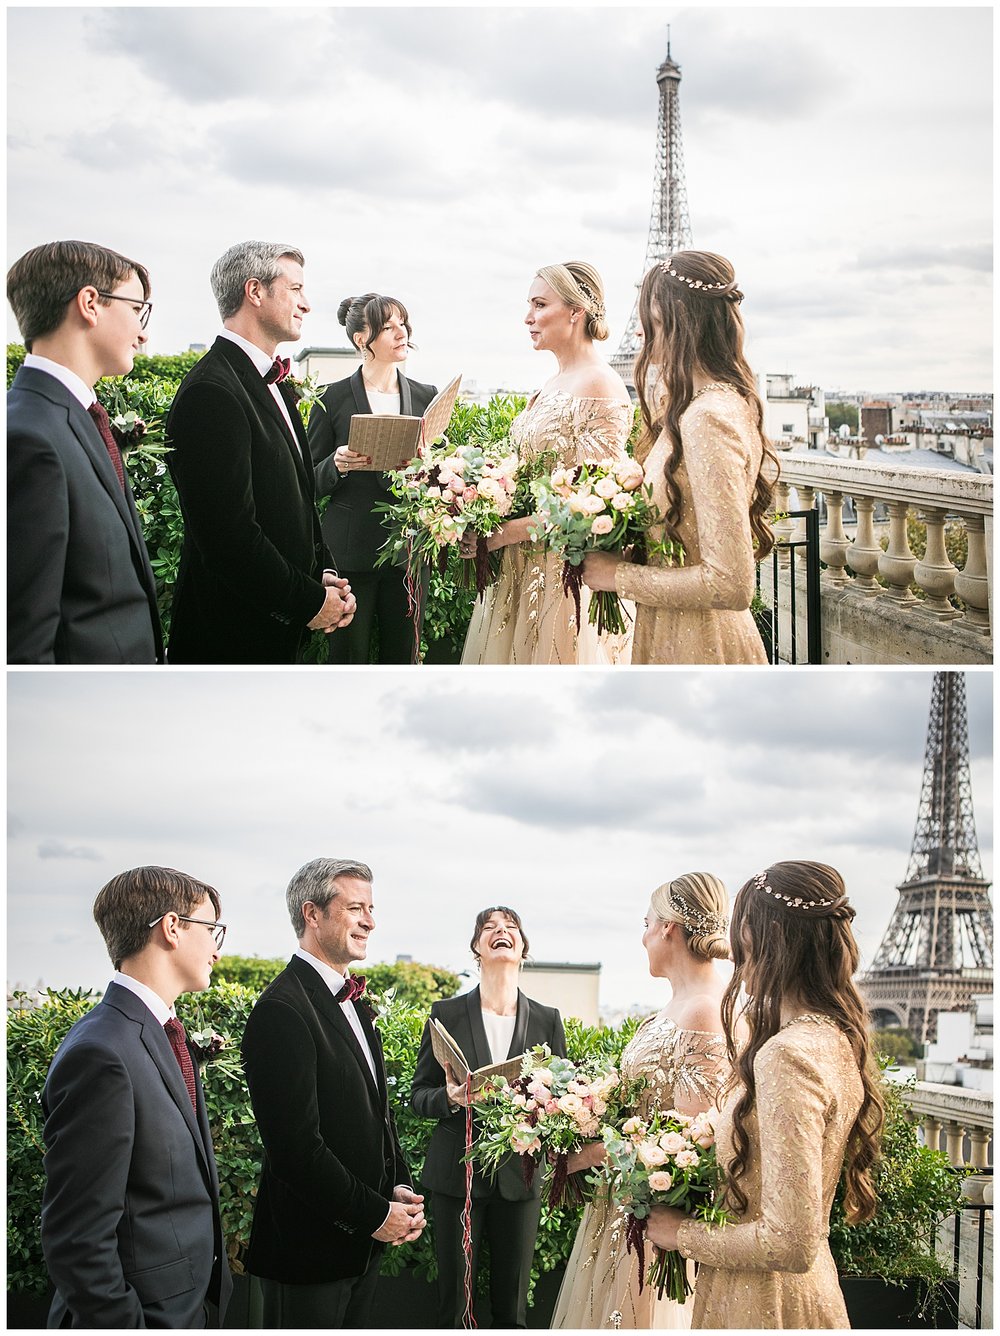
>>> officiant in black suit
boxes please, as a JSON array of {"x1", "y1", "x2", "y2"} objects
[
  {"x1": 241, "y1": 858, "x2": 424, "y2": 1329},
  {"x1": 166, "y1": 242, "x2": 356, "y2": 663},
  {"x1": 411, "y1": 906, "x2": 566, "y2": 1328},
  {"x1": 307, "y1": 293, "x2": 436, "y2": 664}
]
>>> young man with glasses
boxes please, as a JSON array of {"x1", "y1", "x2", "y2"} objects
[
  {"x1": 6, "y1": 240, "x2": 163, "y2": 663},
  {"x1": 40, "y1": 866, "x2": 232, "y2": 1328}
]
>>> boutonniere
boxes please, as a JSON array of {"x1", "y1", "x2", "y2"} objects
[
  {"x1": 110, "y1": 410, "x2": 148, "y2": 452},
  {"x1": 286, "y1": 372, "x2": 328, "y2": 426},
  {"x1": 188, "y1": 1028, "x2": 227, "y2": 1063}
]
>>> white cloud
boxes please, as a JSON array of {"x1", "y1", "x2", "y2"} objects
[
  {"x1": 6, "y1": 6, "x2": 992, "y2": 391},
  {"x1": 6, "y1": 668, "x2": 992, "y2": 1011}
]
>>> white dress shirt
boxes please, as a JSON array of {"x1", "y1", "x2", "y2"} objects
[
  {"x1": 108, "y1": 970, "x2": 175, "y2": 1024},
  {"x1": 218, "y1": 327, "x2": 299, "y2": 444},
  {"x1": 293, "y1": 947, "x2": 377, "y2": 1080},
  {"x1": 23, "y1": 353, "x2": 95, "y2": 409}
]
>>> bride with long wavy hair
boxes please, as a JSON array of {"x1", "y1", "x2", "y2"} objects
[
  {"x1": 647, "y1": 860, "x2": 884, "y2": 1329},
  {"x1": 582, "y1": 250, "x2": 780, "y2": 664}
]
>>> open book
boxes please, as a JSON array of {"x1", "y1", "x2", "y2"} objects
[
  {"x1": 430, "y1": 1017, "x2": 524, "y2": 1095},
  {"x1": 346, "y1": 374, "x2": 462, "y2": 471}
]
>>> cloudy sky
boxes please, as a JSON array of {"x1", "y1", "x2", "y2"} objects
[
  {"x1": 6, "y1": 5, "x2": 992, "y2": 394},
  {"x1": 7, "y1": 668, "x2": 992, "y2": 1012}
]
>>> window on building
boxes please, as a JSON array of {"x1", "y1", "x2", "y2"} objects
[{"x1": 782, "y1": 423, "x2": 794, "y2": 433}]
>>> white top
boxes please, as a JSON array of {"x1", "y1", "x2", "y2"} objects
[
  {"x1": 366, "y1": 389, "x2": 401, "y2": 415},
  {"x1": 23, "y1": 353, "x2": 95, "y2": 409},
  {"x1": 109, "y1": 970, "x2": 175, "y2": 1024},
  {"x1": 481, "y1": 1009, "x2": 517, "y2": 1065},
  {"x1": 219, "y1": 327, "x2": 299, "y2": 443}
]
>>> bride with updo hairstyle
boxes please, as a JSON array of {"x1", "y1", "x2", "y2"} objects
[
  {"x1": 581, "y1": 250, "x2": 780, "y2": 664},
  {"x1": 461, "y1": 260, "x2": 635, "y2": 665},
  {"x1": 552, "y1": 872, "x2": 732, "y2": 1329},
  {"x1": 307, "y1": 292, "x2": 437, "y2": 663},
  {"x1": 647, "y1": 861, "x2": 885, "y2": 1330}
]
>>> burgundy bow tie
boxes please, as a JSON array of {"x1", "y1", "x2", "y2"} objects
[
  {"x1": 264, "y1": 356, "x2": 291, "y2": 385},
  {"x1": 335, "y1": 974, "x2": 367, "y2": 1004}
]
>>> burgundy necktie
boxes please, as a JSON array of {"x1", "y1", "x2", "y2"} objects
[
  {"x1": 87, "y1": 401, "x2": 126, "y2": 492},
  {"x1": 264, "y1": 356, "x2": 291, "y2": 385},
  {"x1": 335, "y1": 974, "x2": 367, "y2": 1004},
  {"x1": 164, "y1": 1017, "x2": 198, "y2": 1113}
]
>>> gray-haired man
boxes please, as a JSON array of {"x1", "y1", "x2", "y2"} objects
[
  {"x1": 241, "y1": 859, "x2": 424, "y2": 1328},
  {"x1": 166, "y1": 242, "x2": 356, "y2": 663}
]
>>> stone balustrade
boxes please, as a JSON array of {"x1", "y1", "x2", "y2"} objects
[
  {"x1": 907, "y1": 1081, "x2": 993, "y2": 1168},
  {"x1": 769, "y1": 452, "x2": 993, "y2": 663}
]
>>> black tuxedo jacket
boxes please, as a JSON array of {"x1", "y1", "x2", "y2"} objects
[
  {"x1": 241, "y1": 955, "x2": 411, "y2": 1285},
  {"x1": 307, "y1": 367, "x2": 437, "y2": 571},
  {"x1": 411, "y1": 986, "x2": 566, "y2": 1201},
  {"x1": 7, "y1": 367, "x2": 162, "y2": 664},
  {"x1": 41, "y1": 983, "x2": 231, "y2": 1328},
  {"x1": 166, "y1": 337, "x2": 334, "y2": 663}
]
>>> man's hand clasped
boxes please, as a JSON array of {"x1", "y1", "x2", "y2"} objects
[
  {"x1": 307, "y1": 574, "x2": 357, "y2": 633},
  {"x1": 372, "y1": 1185, "x2": 426, "y2": 1245}
]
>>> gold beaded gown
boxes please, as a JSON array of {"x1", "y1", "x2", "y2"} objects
[
  {"x1": 461, "y1": 390, "x2": 634, "y2": 665},
  {"x1": 676, "y1": 1015, "x2": 863, "y2": 1329},
  {"x1": 550, "y1": 1014, "x2": 728, "y2": 1330},
  {"x1": 614, "y1": 383, "x2": 769, "y2": 665}
]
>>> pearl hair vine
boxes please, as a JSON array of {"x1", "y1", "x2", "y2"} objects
[
  {"x1": 752, "y1": 869, "x2": 824, "y2": 910},
  {"x1": 661, "y1": 261, "x2": 742, "y2": 301},
  {"x1": 573, "y1": 276, "x2": 606, "y2": 320},
  {"x1": 668, "y1": 884, "x2": 728, "y2": 937}
]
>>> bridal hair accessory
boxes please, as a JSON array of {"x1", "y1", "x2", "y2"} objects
[
  {"x1": 574, "y1": 276, "x2": 606, "y2": 320},
  {"x1": 668, "y1": 883, "x2": 727, "y2": 937},
  {"x1": 661, "y1": 262, "x2": 743, "y2": 303},
  {"x1": 751, "y1": 869, "x2": 853, "y2": 919}
]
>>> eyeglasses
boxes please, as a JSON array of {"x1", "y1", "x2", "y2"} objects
[
  {"x1": 95, "y1": 291, "x2": 153, "y2": 329},
  {"x1": 148, "y1": 913, "x2": 227, "y2": 950}
]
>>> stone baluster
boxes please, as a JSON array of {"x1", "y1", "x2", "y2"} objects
[
  {"x1": 914, "y1": 509, "x2": 961, "y2": 618},
  {"x1": 793, "y1": 484, "x2": 816, "y2": 545},
  {"x1": 819, "y1": 490, "x2": 850, "y2": 585},
  {"x1": 921, "y1": 1113, "x2": 943, "y2": 1153},
  {"x1": 942, "y1": 1120, "x2": 966, "y2": 1166},
  {"x1": 770, "y1": 481, "x2": 795, "y2": 559},
  {"x1": 878, "y1": 500, "x2": 917, "y2": 602},
  {"x1": 955, "y1": 514, "x2": 991, "y2": 632},
  {"x1": 846, "y1": 495, "x2": 882, "y2": 593},
  {"x1": 967, "y1": 1125, "x2": 992, "y2": 1169}
]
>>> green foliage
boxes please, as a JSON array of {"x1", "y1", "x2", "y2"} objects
[
  {"x1": 6, "y1": 989, "x2": 101, "y2": 1295},
  {"x1": 208, "y1": 956, "x2": 287, "y2": 991},
  {"x1": 127, "y1": 351, "x2": 205, "y2": 382},
  {"x1": 7, "y1": 983, "x2": 636, "y2": 1303},
  {"x1": 874, "y1": 1027, "x2": 921, "y2": 1064},
  {"x1": 827, "y1": 401, "x2": 859, "y2": 433},
  {"x1": 829, "y1": 1072, "x2": 964, "y2": 1286},
  {"x1": 7, "y1": 341, "x2": 27, "y2": 386},
  {"x1": 363, "y1": 960, "x2": 462, "y2": 1010}
]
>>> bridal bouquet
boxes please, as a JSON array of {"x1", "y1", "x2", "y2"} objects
[
  {"x1": 529, "y1": 459, "x2": 685, "y2": 636},
  {"x1": 471, "y1": 1045, "x2": 639, "y2": 1209},
  {"x1": 597, "y1": 1107, "x2": 731, "y2": 1302},
  {"x1": 376, "y1": 435, "x2": 521, "y2": 596}
]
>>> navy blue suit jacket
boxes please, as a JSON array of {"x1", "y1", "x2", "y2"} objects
[
  {"x1": 7, "y1": 367, "x2": 162, "y2": 663},
  {"x1": 41, "y1": 983, "x2": 231, "y2": 1327}
]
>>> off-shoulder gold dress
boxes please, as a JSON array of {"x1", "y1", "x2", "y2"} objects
[
  {"x1": 676, "y1": 1015, "x2": 863, "y2": 1329},
  {"x1": 461, "y1": 391, "x2": 634, "y2": 665},
  {"x1": 551, "y1": 1014, "x2": 728, "y2": 1330},
  {"x1": 614, "y1": 383, "x2": 768, "y2": 664}
]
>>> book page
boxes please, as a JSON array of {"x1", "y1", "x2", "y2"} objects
[
  {"x1": 418, "y1": 374, "x2": 462, "y2": 448},
  {"x1": 346, "y1": 414, "x2": 422, "y2": 470}
]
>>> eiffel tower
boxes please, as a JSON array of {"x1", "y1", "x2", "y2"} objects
[
  {"x1": 610, "y1": 30, "x2": 693, "y2": 387},
  {"x1": 859, "y1": 671, "x2": 993, "y2": 1045}
]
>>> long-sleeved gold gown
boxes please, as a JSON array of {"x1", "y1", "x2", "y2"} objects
[
  {"x1": 461, "y1": 390, "x2": 634, "y2": 665},
  {"x1": 614, "y1": 383, "x2": 769, "y2": 664},
  {"x1": 550, "y1": 1014, "x2": 728, "y2": 1330},
  {"x1": 676, "y1": 1014, "x2": 863, "y2": 1329}
]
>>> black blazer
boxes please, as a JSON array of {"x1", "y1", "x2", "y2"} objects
[
  {"x1": 308, "y1": 366, "x2": 437, "y2": 571},
  {"x1": 7, "y1": 367, "x2": 162, "y2": 664},
  {"x1": 166, "y1": 337, "x2": 334, "y2": 663},
  {"x1": 411, "y1": 986, "x2": 566, "y2": 1201},
  {"x1": 41, "y1": 983, "x2": 231, "y2": 1328},
  {"x1": 240, "y1": 955, "x2": 411, "y2": 1285}
]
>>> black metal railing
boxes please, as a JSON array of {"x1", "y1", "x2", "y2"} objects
[
  {"x1": 755, "y1": 508, "x2": 822, "y2": 664},
  {"x1": 951, "y1": 1168, "x2": 992, "y2": 1329}
]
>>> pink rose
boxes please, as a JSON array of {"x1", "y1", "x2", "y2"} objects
[
  {"x1": 674, "y1": 1149, "x2": 700, "y2": 1169},
  {"x1": 659, "y1": 1132, "x2": 688, "y2": 1155},
  {"x1": 545, "y1": 1099, "x2": 560, "y2": 1114},
  {"x1": 611, "y1": 492, "x2": 633, "y2": 511},
  {"x1": 591, "y1": 515, "x2": 613, "y2": 536},
  {"x1": 647, "y1": 1170, "x2": 673, "y2": 1192},
  {"x1": 594, "y1": 475, "x2": 620, "y2": 499}
]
